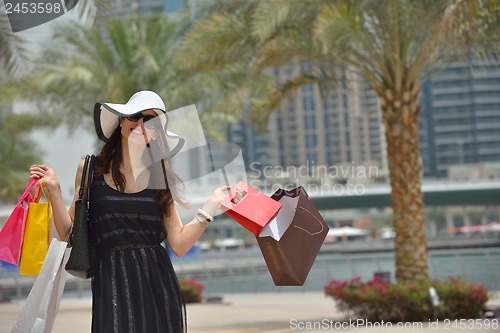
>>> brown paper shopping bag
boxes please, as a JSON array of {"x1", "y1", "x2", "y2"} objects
[{"x1": 257, "y1": 186, "x2": 328, "y2": 286}]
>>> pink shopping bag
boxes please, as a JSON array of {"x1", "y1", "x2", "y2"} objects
[{"x1": 0, "y1": 179, "x2": 39, "y2": 265}]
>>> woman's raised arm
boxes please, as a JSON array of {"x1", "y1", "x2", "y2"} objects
[{"x1": 29, "y1": 158, "x2": 85, "y2": 240}]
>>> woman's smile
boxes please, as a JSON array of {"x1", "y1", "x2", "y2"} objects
[{"x1": 131, "y1": 126, "x2": 145, "y2": 135}]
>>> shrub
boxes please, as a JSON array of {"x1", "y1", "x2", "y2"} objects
[
  {"x1": 179, "y1": 278, "x2": 205, "y2": 303},
  {"x1": 324, "y1": 276, "x2": 488, "y2": 322},
  {"x1": 435, "y1": 277, "x2": 489, "y2": 319}
]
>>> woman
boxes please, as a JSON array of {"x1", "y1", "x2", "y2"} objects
[{"x1": 29, "y1": 91, "x2": 230, "y2": 332}]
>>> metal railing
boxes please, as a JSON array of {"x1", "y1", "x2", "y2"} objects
[{"x1": 1, "y1": 247, "x2": 499, "y2": 300}]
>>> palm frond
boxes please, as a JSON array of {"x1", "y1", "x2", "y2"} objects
[
  {"x1": 67, "y1": 0, "x2": 109, "y2": 23},
  {"x1": 10, "y1": 15, "x2": 188, "y2": 131},
  {"x1": 314, "y1": 3, "x2": 390, "y2": 88},
  {"x1": 0, "y1": 11, "x2": 32, "y2": 78},
  {"x1": 189, "y1": 0, "x2": 258, "y2": 20},
  {"x1": 251, "y1": 0, "x2": 328, "y2": 42},
  {"x1": 396, "y1": 0, "x2": 499, "y2": 84},
  {"x1": 176, "y1": 13, "x2": 258, "y2": 71}
]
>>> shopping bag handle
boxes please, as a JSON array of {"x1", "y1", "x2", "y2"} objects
[
  {"x1": 18, "y1": 178, "x2": 39, "y2": 204},
  {"x1": 32, "y1": 178, "x2": 46, "y2": 203},
  {"x1": 230, "y1": 189, "x2": 247, "y2": 204},
  {"x1": 34, "y1": 178, "x2": 53, "y2": 223},
  {"x1": 227, "y1": 182, "x2": 250, "y2": 207},
  {"x1": 293, "y1": 207, "x2": 325, "y2": 236},
  {"x1": 37, "y1": 178, "x2": 50, "y2": 202}
]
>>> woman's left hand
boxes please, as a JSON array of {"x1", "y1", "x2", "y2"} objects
[
  {"x1": 202, "y1": 186, "x2": 231, "y2": 217},
  {"x1": 29, "y1": 164, "x2": 60, "y2": 192}
]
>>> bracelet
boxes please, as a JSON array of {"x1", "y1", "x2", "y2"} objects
[
  {"x1": 197, "y1": 209, "x2": 214, "y2": 223},
  {"x1": 196, "y1": 214, "x2": 209, "y2": 227}
]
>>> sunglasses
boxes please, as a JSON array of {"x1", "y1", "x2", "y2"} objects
[{"x1": 126, "y1": 113, "x2": 158, "y2": 129}]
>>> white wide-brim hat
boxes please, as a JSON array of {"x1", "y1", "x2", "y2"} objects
[{"x1": 93, "y1": 90, "x2": 185, "y2": 158}]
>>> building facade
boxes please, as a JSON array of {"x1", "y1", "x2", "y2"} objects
[
  {"x1": 267, "y1": 63, "x2": 387, "y2": 184},
  {"x1": 420, "y1": 58, "x2": 500, "y2": 178},
  {"x1": 268, "y1": 58, "x2": 500, "y2": 181}
]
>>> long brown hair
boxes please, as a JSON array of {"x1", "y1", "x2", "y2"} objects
[{"x1": 94, "y1": 125, "x2": 186, "y2": 219}]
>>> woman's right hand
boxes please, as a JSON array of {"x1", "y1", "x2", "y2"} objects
[
  {"x1": 201, "y1": 186, "x2": 232, "y2": 217},
  {"x1": 29, "y1": 163, "x2": 74, "y2": 240},
  {"x1": 29, "y1": 164, "x2": 60, "y2": 191}
]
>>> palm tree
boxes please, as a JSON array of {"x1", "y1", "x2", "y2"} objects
[
  {"x1": 8, "y1": 15, "x2": 196, "y2": 133},
  {"x1": 0, "y1": 0, "x2": 106, "y2": 78},
  {"x1": 0, "y1": 0, "x2": 110, "y2": 203},
  {"x1": 177, "y1": 0, "x2": 499, "y2": 281},
  {"x1": 0, "y1": 11, "x2": 36, "y2": 203},
  {"x1": 175, "y1": 0, "x2": 275, "y2": 137}
]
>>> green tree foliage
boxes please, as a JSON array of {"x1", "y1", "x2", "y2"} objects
[
  {"x1": 0, "y1": 11, "x2": 30, "y2": 79},
  {"x1": 0, "y1": 0, "x2": 108, "y2": 202},
  {"x1": 0, "y1": 114, "x2": 41, "y2": 203},
  {"x1": 10, "y1": 16, "x2": 184, "y2": 131}
]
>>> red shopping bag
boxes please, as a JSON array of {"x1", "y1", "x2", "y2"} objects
[
  {"x1": 0, "y1": 179, "x2": 39, "y2": 265},
  {"x1": 220, "y1": 182, "x2": 282, "y2": 236}
]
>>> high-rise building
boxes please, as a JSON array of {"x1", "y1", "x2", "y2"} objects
[
  {"x1": 224, "y1": 122, "x2": 274, "y2": 174},
  {"x1": 420, "y1": 58, "x2": 500, "y2": 178},
  {"x1": 267, "y1": 57, "x2": 500, "y2": 181},
  {"x1": 268, "y1": 64, "x2": 386, "y2": 181}
]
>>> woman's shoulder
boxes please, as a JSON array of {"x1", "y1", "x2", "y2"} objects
[
  {"x1": 75, "y1": 155, "x2": 99, "y2": 180},
  {"x1": 77, "y1": 155, "x2": 95, "y2": 170}
]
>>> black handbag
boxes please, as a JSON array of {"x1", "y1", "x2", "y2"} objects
[{"x1": 65, "y1": 154, "x2": 95, "y2": 279}]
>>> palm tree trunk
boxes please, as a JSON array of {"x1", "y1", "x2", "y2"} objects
[{"x1": 379, "y1": 82, "x2": 429, "y2": 281}]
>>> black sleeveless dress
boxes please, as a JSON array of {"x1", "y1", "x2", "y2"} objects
[{"x1": 88, "y1": 174, "x2": 185, "y2": 333}]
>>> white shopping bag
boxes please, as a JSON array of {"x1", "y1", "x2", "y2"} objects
[
  {"x1": 259, "y1": 195, "x2": 299, "y2": 241},
  {"x1": 12, "y1": 238, "x2": 71, "y2": 333}
]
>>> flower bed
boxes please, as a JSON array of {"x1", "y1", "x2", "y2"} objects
[
  {"x1": 324, "y1": 276, "x2": 489, "y2": 322},
  {"x1": 179, "y1": 278, "x2": 205, "y2": 303}
]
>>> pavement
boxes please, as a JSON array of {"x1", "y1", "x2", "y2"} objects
[{"x1": 0, "y1": 292, "x2": 499, "y2": 333}]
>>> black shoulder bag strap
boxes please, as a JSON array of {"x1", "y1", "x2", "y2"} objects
[
  {"x1": 65, "y1": 154, "x2": 95, "y2": 279},
  {"x1": 85, "y1": 154, "x2": 96, "y2": 204},
  {"x1": 79, "y1": 155, "x2": 91, "y2": 202}
]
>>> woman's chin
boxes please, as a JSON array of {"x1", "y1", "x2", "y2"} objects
[{"x1": 127, "y1": 132, "x2": 151, "y2": 146}]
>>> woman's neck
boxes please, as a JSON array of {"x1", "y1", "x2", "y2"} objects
[{"x1": 121, "y1": 136, "x2": 148, "y2": 176}]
